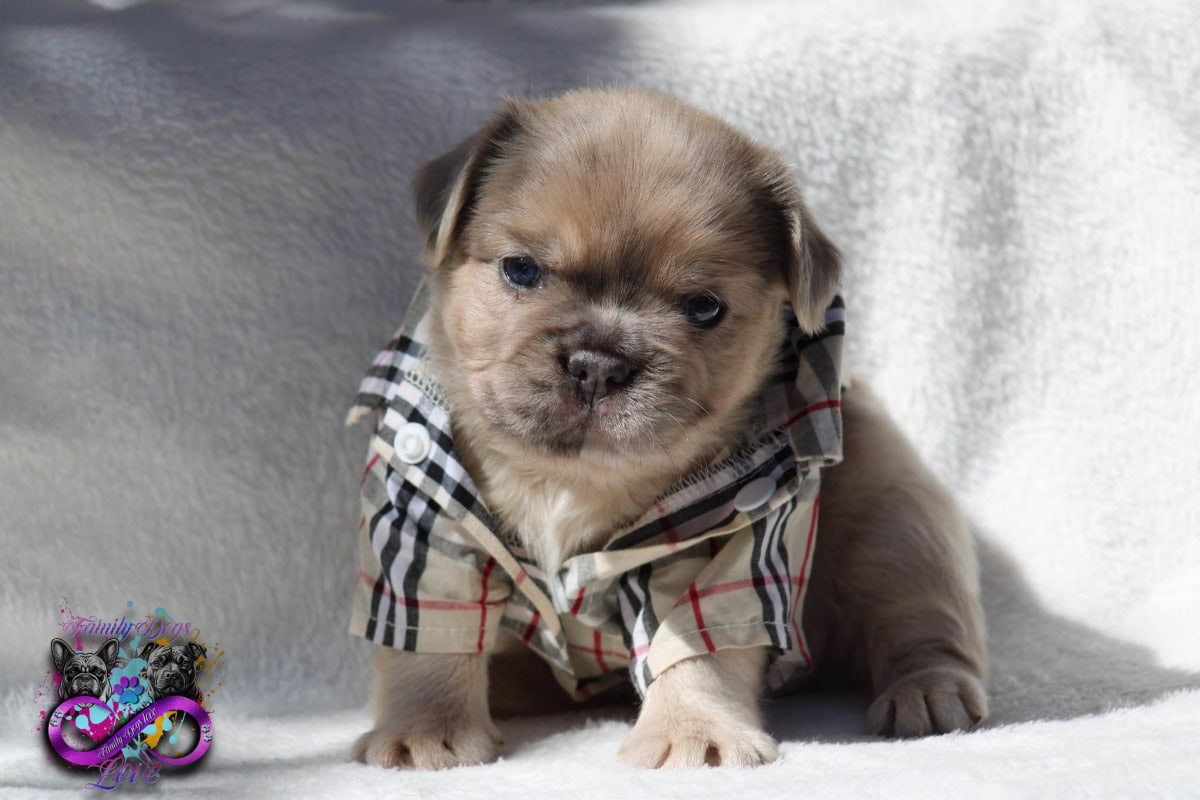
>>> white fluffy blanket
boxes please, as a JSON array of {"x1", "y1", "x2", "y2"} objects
[{"x1": 2, "y1": 0, "x2": 1198, "y2": 797}]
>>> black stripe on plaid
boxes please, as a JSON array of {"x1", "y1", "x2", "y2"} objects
[
  {"x1": 364, "y1": 498, "x2": 398, "y2": 644},
  {"x1": 399, "y1": 485, "x2": 439, "y2": 650},
  {"x1": 352, "y1": 333, "x2": 424, "y2": 411},
  {"x1": 748, "y1": 512, "x2": 784, "y2": 649},
  {"x1": 606, "y1": 441, "x2": 799, "y2": 551},
  {"x1": 616, "y1": 563, "x2": 658, "y2": 694}
]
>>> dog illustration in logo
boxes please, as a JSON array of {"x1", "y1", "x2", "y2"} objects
[
  {"x1": 50, "y1": 638, "x2": 120, "y2": 701},
  {"x1": 138, "y1": 642, "x2": 206, "y2": 701}
]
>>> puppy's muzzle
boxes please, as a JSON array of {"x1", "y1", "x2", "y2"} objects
[
  {"x1": 68, "y1": 677, "x2": 103, "y2": 697},
  {"x1": 563, "y1": 349, "x2": 635, "y2": 406},
  {"x1": 155, "y1": 669, "x2": 188, "y2": 691}
]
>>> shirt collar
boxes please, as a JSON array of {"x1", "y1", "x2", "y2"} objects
[{"x1": 348, "y1": 277, "x2": 845, "y2": 550}]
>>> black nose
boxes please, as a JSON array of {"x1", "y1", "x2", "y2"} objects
[{"x1": 564, "y1": 350, "x2": 634, "y2": 405}]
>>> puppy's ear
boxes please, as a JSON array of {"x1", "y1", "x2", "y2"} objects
[
  {"x1": 137, "y1": 642, "x2": 158, "y2": 661},
  {"x1": 96, "y1": 638, "x2": 120, "y2": 669},
  {"x1": 413, "y1": 99, "x2": 528, "y2": 268},
  {"x1": 763, "y1": 161, "x2": 842, "y2": 334},
  {"x1": 50, "y1": 638, "x2": 74, "y2": 672},
  {"x1": 186, "y1": 642, "x2": 207, "y2": 662}
]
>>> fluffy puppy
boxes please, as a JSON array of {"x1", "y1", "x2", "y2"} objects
[{"x1": 352, "y1": 89, "x2": 987, "y2": 769}]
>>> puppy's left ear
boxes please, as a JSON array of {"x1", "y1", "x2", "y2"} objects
[
  {"x1": 186, "y1": 642, "x2": 207, "y2": 662},
  {"x1": 413, "y1": 99, "x2": 529, "y2": 268},
  {"x1": 50, "y1": 638, "x2": 74, "y2": 672},
  {"x1": 763, "y1": 161, "x2": 842, "y2": 334},
  {"x1": 96, "y1": 638, "x2": 120, "y2": 669}
]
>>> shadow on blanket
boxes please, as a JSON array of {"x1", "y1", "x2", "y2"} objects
[
  {"x1": 765, "y1": 529, "x2": 1200, "y2": 743},
  {"x1": 976, "y1": 533, "x2": 1200, "y2": 725}
]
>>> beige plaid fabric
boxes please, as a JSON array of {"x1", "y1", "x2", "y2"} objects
[{"x1": 347, "y1": 280, "x2": 845, "y2": 699}]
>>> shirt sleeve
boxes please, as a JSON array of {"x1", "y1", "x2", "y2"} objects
[
  {"x1": 349, "y1": 440, "x2": 511, "y2": 653},
  {"x1": 618, "y1": 494, "x2": 813, "y2": 696}
]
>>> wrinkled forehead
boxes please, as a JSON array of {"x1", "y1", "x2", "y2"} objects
[
  {"x1": 68, "y1": 655, "x2": 104, "y2": 670},
  {"x1": 469, "y1": 116, "x2": 788, "y2": 298}
]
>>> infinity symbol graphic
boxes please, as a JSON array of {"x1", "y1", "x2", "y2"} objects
[{"x1": 47, "y1": 696, "x2": 213, "y2": 767}]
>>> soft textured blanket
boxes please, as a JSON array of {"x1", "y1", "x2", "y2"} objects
[{"x1": 1, "y1": 0, "x2": 1198, "y2": 797}]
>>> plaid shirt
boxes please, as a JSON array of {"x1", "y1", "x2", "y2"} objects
[{"x1": 347, "y1": 281, "x2": 845, "y2": 700}]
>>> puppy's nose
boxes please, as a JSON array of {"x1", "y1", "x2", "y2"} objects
[{"x1": 564, "y1": 350, "x2": 634, "y2": 404}]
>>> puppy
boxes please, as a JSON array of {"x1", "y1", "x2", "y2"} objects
[
  {"x1": 51, "y1": 638, "x2": 119, "y2": 701},
  {"x1": 349, "y1": 89, "x2": 987, "y2": 769},
  {"x1": 138, "y1": 642, "x2": 205, "y2": 701}
]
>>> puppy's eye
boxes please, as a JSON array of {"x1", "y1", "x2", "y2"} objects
[
  {"x1": 500, "y1": 256, "x2": 542, "y2": 289},
  {"x1": 684, "y1": 293, "x2": 725, "y2": 328}
]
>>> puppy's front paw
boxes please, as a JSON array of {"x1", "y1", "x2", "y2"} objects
[
  {"x1": 619, "y1": 713, "x2": 779, "y2": 769},
  {"x1": 352, "y1": 721, "x2": 502, "y2": 770},
  {"x1": 867, "y1": 666, "x2": 987, "y2": 737}
]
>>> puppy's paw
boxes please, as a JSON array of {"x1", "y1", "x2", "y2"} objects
[
  {"x1": 867, "y1": 666, "x2": 987, "y2": 737},
  {"x1": 352, "y1": 720, "x2": 503, "y2": 770},
  {"x1": 619, "y1": 714, "x2": 779, "y2": 769}
]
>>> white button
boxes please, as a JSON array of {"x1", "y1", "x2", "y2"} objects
[
  {"x1": 733, "y1": 477, "x2": 776, "y2": 512},
  {"x1": 395, "y1": 423, "x2": 432, "y2": 464}
]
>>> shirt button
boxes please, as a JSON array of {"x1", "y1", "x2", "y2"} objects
[
  {"x1": 733, "y1": 476, "x2": 776, "y2": 512},
  {"x1": 395, "y1": 423, "x2": 432, "y2": 464}
]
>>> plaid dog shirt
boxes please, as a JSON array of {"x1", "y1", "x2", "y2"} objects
[{"x1": 347, "y1": 280, "x2": 845, "y2": 700}]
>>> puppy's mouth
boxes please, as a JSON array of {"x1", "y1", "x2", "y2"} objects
[
  {"x1": 68, "y1": 678, "x2": 104, "y2": 696},
  {"x1": 153, "y1": 670, "x2": 191, "y2": 692},
  {"x1": 483, "y1": 368, "x2": 685, "y2": 458}
]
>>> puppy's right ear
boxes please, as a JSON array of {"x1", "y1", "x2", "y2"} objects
[
  {"x1": 413, "y1": 99, "x2": 528, "y2": 268},
  {"x1": 137, "y1": 642, "x2": 158, "y2": 661},
  {"x1": 50, "y1": 638, "x2": 74, "y2": 672}
]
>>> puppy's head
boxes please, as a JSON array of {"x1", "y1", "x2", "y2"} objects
[
  {"x1": 51, "y1": 638, "x2": 119, "y2": 700},
  {"x1": 138, "y1": 642, "x2": 205, "y2": 697},
  {"x1": 417, "y1": 90, "x2": 839, "y2": 470}
]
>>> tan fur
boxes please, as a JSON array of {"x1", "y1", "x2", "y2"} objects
[
  {"x1": 619, "y1": 647, "x2": 778, "y2": 768},
  {"x1": 804, "y1": 380, "x2": 989, "y2": 735},
  {"x1": 351, "y1": 649, "x2": 499, "y2": 770},
  {"x1": 354, "y1": 89, "x2": 988, "y2": 770}
]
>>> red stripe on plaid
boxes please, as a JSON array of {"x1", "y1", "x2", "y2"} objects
[
  {"x1": 359, "y1": 453, "x2": 381, "y2": 486},
  {"x1": 477, "y1": 557, "x2": 496, "y2": 652},
  {"x1": 669, "y1": 574, "x2": 801, "y2": 610},
  {"x1": 357, "y1": 514, "x2": 367, "y2": 532},
  {"x1": 688, "y1": 583, "x2": 716, "y2": 653},
  {"x1": 790, "y1": 496, "x2": 820, "y2": 670},
  {"x1": 358, "y1": 570, "x2": 491, "y2": 610},
  {"x1": 569, "y1": 588, "x2": 586, "y2": 616},
  {"x1": 521, "y1": 611, "x2": 541, "y2": 644},
  {"x1": 784, "y1": 399, "x2": 841, "y2": 427},
  {"x1": 593, "y1": 630, "x2": 610, "y2": 672},
  {"x1": 515, "y1": 569, "x2": 528, "y2": 587}
]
